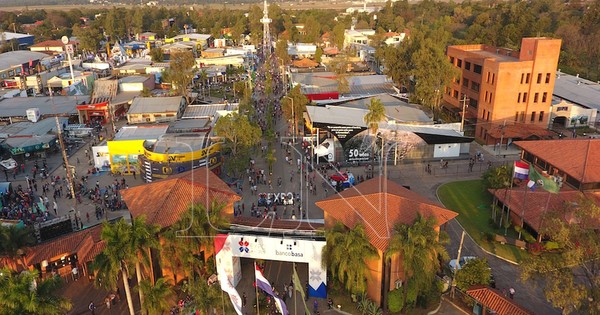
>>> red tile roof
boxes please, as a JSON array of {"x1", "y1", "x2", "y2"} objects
[
  {"x1": 292, "y1": 58, "x2": 319, "y2": 68},
  {"x1": 26, "y1": 225, "x2": 103, "y2": 266},
  {"x1": 487, "y1": 123, "x2": 554, "y2": 139},
  {"x1": 315, "y1": 177, "x2": 457, "y2": 251},
  {"x1": 121, "y1": 167, "x2": 241, "y2": 229},
  {"x1": 490, "y1": 188, "x2": 600, "y2": 231},
  {"x1": 231, "y1": 217, "x2": 323, "y2": 231},
  {"x1": 466, "y1": 286, "x2": 534, "y2": 315},
  {"x1": 514, "y1": 139, "x2": 600, "y2": 184},
  {"x1": 30, "y1": 39, "x2": 79, "y2": 48}
]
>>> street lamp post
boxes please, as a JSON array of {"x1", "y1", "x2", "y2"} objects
[
  {"x1": 460, "y1": 95, "x2": 469, "y2": 133},
  {"x1": 284, "y1": 96, "x2": 295, "y2": 144}
]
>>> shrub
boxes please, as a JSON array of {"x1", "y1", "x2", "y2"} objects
[{"x1": 387, "y1": 289, "x2": 404, "y2": 313}]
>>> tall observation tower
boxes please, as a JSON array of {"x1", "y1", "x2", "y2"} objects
[{"x1": 260, "y1": 0, "x2": 272, "y2": 55}]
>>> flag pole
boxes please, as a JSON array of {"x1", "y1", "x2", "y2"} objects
[
  {"x1": 519, "y1": 176, "x2": 531, "y2": 240},
  {"x1": 293, "y1": 262, "x2": 297, "y2": 315},
  {"x1": 536, "y1": 191, "x2": 552, "y2": 242},
  {"x1": 255, "y1": 262, "x2": 260, "y2": 315},
  {"x1": 500, "y1": 163, "x2": 516, "y2": 229}
]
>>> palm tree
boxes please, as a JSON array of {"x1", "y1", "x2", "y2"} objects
[
  {"x1": 0, "y1": 267, "x2": 72, "y2": 315},
  {"x1": 137, "y1": 278, "x2": 174, "y2": 315},
  {"x1": 322, "y1": 223, "x2": 378, "y2": 294},
  {"x1": 93, "y1": 219, "x2": 136, "y2": 315},
  {"x1": 162, "y1": 200, "x2": 230, "y2": 283},
  {"x1": 0, "y1": 225, "x2": 35, "y2": 271},
  {"x1": 129, "y1": 216, "x2": 161, "y2": 315},
  {"x1": 385, "y1": 215, "x2": 449, "y2": 311},
  {"x1": 363, "y1": 98, "x2": 386, "y2": 137},
  {"x1": 182, "y1": 277, "x2": 222, "y2": 315}
]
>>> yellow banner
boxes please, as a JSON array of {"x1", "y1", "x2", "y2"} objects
[{"x1": 143, "y1": 142, "x2": 222, "y2": 163}]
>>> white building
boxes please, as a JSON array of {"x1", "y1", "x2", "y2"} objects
[
  {"x1": 343, "y1": 28, "x2": 376, "y2": 49},
  {"x1": 551, "y1": 71, "x2": 600, "y2": 128}
]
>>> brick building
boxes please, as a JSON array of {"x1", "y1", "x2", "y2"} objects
[{"x1": 444, "y1": 37, "x2": 562, "y2": 144}]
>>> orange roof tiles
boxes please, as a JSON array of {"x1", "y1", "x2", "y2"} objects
[
  {"x1": 231, "y1": 217, "x2": 323, "y2": 231},
  {"x1": 490, "y1": 188, "x2": 600, "y2": 231},
  {"x1": 487, "y1": 124, "x2": 554, "y2": 139},
  {"x1": 26, "y1": 225, "x2": 103, "y2": 266},
  {"x1": 315, "y1": 177, "x2": 457, "y2": 251},
  {"x1": 292, "y1": 58, "x2": 319, "y2": 68},
  {"x1": 30, "y1": 39, "x2": 78, "y2": 48},
  {"x1": 466, "y1": 286, "x2": 534, "y2": 315},
  {"x1": 121, "y1": 168, "x2": 241, "y2": 229},
  {"x1": 514, "y1": 139, "x2": 600, "y2": 184}
]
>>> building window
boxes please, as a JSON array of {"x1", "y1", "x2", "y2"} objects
[
  {"x1": 531, "y1": 111, "x2": 536, "y2": 122},
  {"x1": 465, "y1": 62, "x2": 471, "y2": 71},
  {"x1": 517, "y1": 93, "x2": 521, "y2": 103},
  {"x1": 485, "y1": 91, "x2": 489, "y2": 102},
  {"x1": 520, "y1": 111, "x2": 525, "y2": 122},
  {"x1": 542, "y1": 92, "x2": 548, "y2": 103},
  {"x1": 469, "y1": 98, "x2": 478, "y2": 109},
  {"x1": 522, "y1": 93, "x2": 528, "y2": 102},
  {"x1": 482, "y1": 109, "x2": 486, "y2": 119},
  {"x1": 557, "y1": 106, "x2": 568, "y2": 111},
  {"x1": 486, "y1": 72, "x2": 490, "y2": 83},
  {"x1": 545, "y1": 73, "x2": 551, "y2": 84},
  {"x1": 491, "y1": 73, "x2": 495, "y2": 84},
  {"x1": 463, "y1": 78, "x2": 469, "y2": 87},
  {"x1": 537, "y1": 73, "x2": 542, "y2": 84},
  {"x1": 474, "y1": 64, "x2": 482, "y2": 74},
  {"x1": 457, "y1": 59, "x2": 462, "y2": 68},
  {"x1": 534, "y1": 92, "x2": 539, "y2": 103},
  {"x1": 453, "y1": 90, "x2": 459, "y2": 99},
  {"x1": 450, "y1": 56, "x2": 455, "y2": 64},
  {"x1": 471, "y1": 82, "x2": 480, "y2": 92},
  {"x1": 486, "y1": 111, "x2": 490, "y2": 121},
  {"x1": 515, "y1": 111, "x2": 519, "y2": 121},
  {"x1": 539, "y1": 111, "x2": 544, "y2": 122},
  {"x1": 521, "y1": 73, "x2": 525, "y2": 84},
  {"x1": 526, "y1": 73, "x2": 531, "y2": 84}
]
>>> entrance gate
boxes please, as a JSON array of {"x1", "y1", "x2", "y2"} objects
[{"x1": 215, "y1": 233, "x2": 327, "y2": 298}]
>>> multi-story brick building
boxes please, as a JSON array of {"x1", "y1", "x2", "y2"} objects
[{"x1": 444, "y1": 37, "x2": 562, "y2": 145}]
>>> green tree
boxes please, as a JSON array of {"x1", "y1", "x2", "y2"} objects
[
  {"x1": 363, "y1": 98, "x2": 386, "y2": 136},
  {"x1": 314, "y1": 46, "x2": 324, "y2": 63},
  {"x1": 92, "y1": 219, "x2": 137, "y2": 315},
  {"x1": 275, "y1": 39, "x2": 291, "y2": 65},
  {"x1": 0, "y1": 268, "x2": 72, "y2": 315},
  {"x1": 454, "y1": 258, "x2": 492, "y2": 291},
  {"x1": 521, "y1": 197, "x2": 600, "y2": 314},
  {"x1": 129, "y1": 216, "x2": 161, "y2": 315},
  {"x1": 386, "y1": 215, "x2": 449, "y2": 312},
  {"x1": 322, "y1": 223, "x2": 378, "y2": 294},
  {"x1": 0, "y1": 225, "x2": 35, "y2": 271},
  {"x1": 137, "y1": 278, "x2": 174, "y2": 315},
  {"x1": 213, "y1": 112, "x2": 262, "y2": 157},
  {"x1": 149, "y1": 48, "x2": 164, "y2": 62},
  {"x1": 331, "y1": 22, "x2": 346, "y2": 49},
  {"x1": 72, "y1": 25, "x2": 103, "y2": 52},
  {"x1": 282, "y1": 85, "x2": 309, "y2": 139},
  {"x1": 162, "y1": 50, "x2": 196, "y2": 103},
  {"x1": 482, "y1": 165, "x2": 512, "y2": 226}
]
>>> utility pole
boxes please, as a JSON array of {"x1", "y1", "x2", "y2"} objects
[
  {"x1": 498, "y1": 120, "x2": 506, "y2": 156},
  {"x1": 460, "y1": 95, "x2": 469, "y2": 133},
  {"x1": 284, "y1": 96, "x2": 295, "y2": 144},
  {"x1": 450, "y1": 231, "x2": 465, "y2": 299}
]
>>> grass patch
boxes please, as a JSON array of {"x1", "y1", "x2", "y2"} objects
[{"x1": 437, "y1": 180, "x2": 529, "y2": 263}]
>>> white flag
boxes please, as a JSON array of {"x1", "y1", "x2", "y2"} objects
[{"x1": 218, "y1": 272, "x2": 243, "y2": 315}]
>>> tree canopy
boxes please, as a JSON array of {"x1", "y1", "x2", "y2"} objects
[
  {"x1": 520, "y1": 197, "x2": 600, "y2": 314},
  {"x1": 162, "y1": 51, "x2": 196, "y2": 103}
]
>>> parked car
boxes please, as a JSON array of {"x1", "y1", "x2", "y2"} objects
[{"x1": 448, "y1": 256, "x2": 477, "y2": 271}]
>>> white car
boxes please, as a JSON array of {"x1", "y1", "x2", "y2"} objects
[{"x1": 448, "y1": 256, "x2": 477, "y2": 271}]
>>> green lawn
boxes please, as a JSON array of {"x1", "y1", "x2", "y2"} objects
[{"x1": 437, "y1": 180, "x2": 529, "y2": 263}]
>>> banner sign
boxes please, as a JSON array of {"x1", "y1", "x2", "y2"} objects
[{"x1": 215, "y1": 233, "x2": 327, "y2": 298}]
